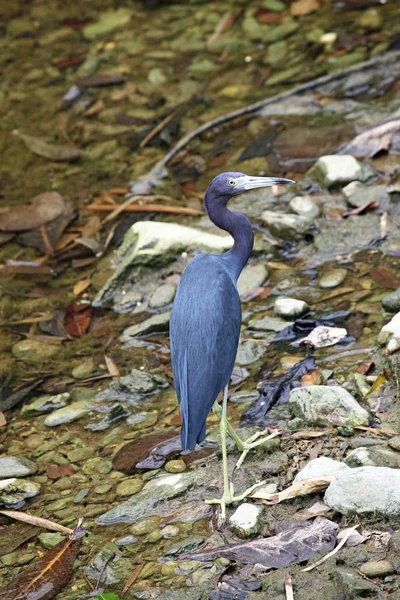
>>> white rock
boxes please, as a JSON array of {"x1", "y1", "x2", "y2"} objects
[
  {"x1": 295, "y1": 457, "x2": 350, "y2": 482},
  {"x1": 308, "y1": 155, "x2": 374, "y2": 188},
  {"x1": 378, "y1": 312, "x2": 400, "y2": 353},
  {"x1": 44, "y1": 400, "x2": 92, "y2": 426},
  {"x1": 274, "y1": 297, "x2": 309, "y2": 320},
  {"x1": 289, "y1": 385, "x2": 369, "y2": 427},
  {"x1": 261, "y1": 211, "x2": 312, "y2": 241},
  {"x1": 289, "y1": 195, "x2": 320, "y2": 219},
  {"x1": 0, "y1": 457, "x2": 38, "y2": 478},
  {"x1": 324, "y1": 466, "x2": 400, "y2": 517},
  {"x1": 229, "y1": 502, "x2": 264, "y2": 538},
  {"x1": 237, "y1": 264, "x2": 268, "y2": 297}
]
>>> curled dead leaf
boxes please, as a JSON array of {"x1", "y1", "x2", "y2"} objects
[
  {"x1": 251, "y1": 477, "x2": 333, "y2": 503},
  {"x1": 0, "y1": 193, "x2": 65, "y2": 232},
  {"x1": 14, "y1": 131, "x2": 82, "y2": 162}
]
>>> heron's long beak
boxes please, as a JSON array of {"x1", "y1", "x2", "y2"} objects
[{"x1": 237, "y1": 175, "x2": 295, "y2": 191}]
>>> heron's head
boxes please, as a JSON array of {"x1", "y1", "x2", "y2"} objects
[{"x1": 205, "y1": 171, "x2": 295, "y2": 201}]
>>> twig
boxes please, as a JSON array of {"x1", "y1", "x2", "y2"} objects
[
  {"x1": 87, "y1": 203, "x2": 204, "y2": 217},
  {"x1": 139, "y1": 106, "x2": 185, "y2": 149},
  {"x1": 121, "y1": 563, "x2": 145, "y2": 597},
  {"x1": 100, "y1": 194, "x2": 182, "y2": 223},
  {"x1": 285, "y1": 574, "x2": 294, "y2": 600},
  {"x1": 301, "y1": 524, "x2": 359, "y2": 572},
  {"x1": 0, "y1": 510, "x2": 73, "y2": 535},
  {"x1": 130, "y1": 50, "x2": 400, "y2": 193}
]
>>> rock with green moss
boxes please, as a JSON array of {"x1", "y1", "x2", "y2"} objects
[
  {"x1": 12, "y1": 339, "x2": 59, "y2": 363},
  {"x1": 289, "y1": 386, "x2": 369, "y2": 427},
  {"x1": 21, "y1": 393, "x2": 70, "y2": 417},
  {"x1": 83, "y1": 9, "x2": 132, "y2": 39},
  {"x1": 0, "y1": 478, "x2": 40, "y2": 507},
  {"x1": 44, "y1": 400, "x2": 92, "y2": 426}
]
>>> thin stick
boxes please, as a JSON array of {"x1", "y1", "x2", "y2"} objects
[
  {"x1": 121, "y1": 563, "x2": 145, "y2": 597},
  {"x1": 0, "y1": 510, "x2": 73, "y2": 535},
  {"x1": 285, "y1": 574, "x2": 294, "y2": 600},
  {"x1": 139, "y1": 105, "x2": 185, "y2": 149},
  {"x1": 87, "y1": 203, "x2": 203, "y2": 218},
  {"x1": 301, "y1": 524, "x2": 359, "y2": 572},
  {"x1": 100, "y1": 194, "x2": 180, "y2": 223}
]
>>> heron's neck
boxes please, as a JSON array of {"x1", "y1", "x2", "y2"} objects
[{"x1": 205, "y1": 194, "x2": 254, "y2": 281}]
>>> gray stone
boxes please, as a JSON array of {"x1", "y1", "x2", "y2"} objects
[
  {"x1": 294, "y1": 457, "x2": 350, "y2": 482},
  {"x1": 382, "y1": 288, "x2": 400, "y2": 313},
  {"x1": 308, "y1": 155, "x2": 375, "y2": 188},
  {"x1": 121, "y1": 311, "x2": 170, "y2": 340},
  {"x1": 93, "y1": 221, "x2": 231, "y2": 308},
  {"x1": 38, "y1": 532, "x2": 65, "y2": 549},
  {"x1": 149, "y1": 283, "x2": 176, "y2": 308},
  {"x1": 163, "y1": 536, "x2": 206, "y2": 557},
  {"x1": 20, "y1": 393, "x2": 70, "y2": 417},
  {"x1": 85, "y1": 542, "x2": 133, "y2": 585},
  {"x1": 248, "y1": 315, "x2": 291, "y2": 332},
  {"x1": 44, "y1": 400, "x2": 92, "y2": 426},
  {"x1": 274, "y1": 297, "x2": 309, "y2": 319},
  {"x1": 0, "y1": 457, "x2": 38, "y2": 479},
  {"x1": 0, "y1": 478, "x2": 40, "y2": 507},
  {"x1": 332, "y1": 569, "x2": 381, "y2": 597},
  {"x1": 359, "y1": 560, "x2": 395, "y2": 578},
  {"x1": 378, "y1": 312, "x2": 400, "y2": 353},
  {"x1": 236, "y1": 341, "x2": 267, "y2": 366},
  {"x1": 342, "y1": 181, "x2": 389, "y2": 208},
  {"x1": 289, "y1": 385, "x2": 369, "y2": 427},
  {"x1": 389, "y1": 436, "x2": 400, "y2": 451},
  {"x1": 319, "y1": 268, "x2": 348, "y2": 289},
  {"x1": 229, "y1": 503, "x2": 263, "y2": 538},
  {"x1": 261, "y1": 211, "x2": 312, "y2": 241},
  {"x1": 119, "y1": 368, "x2": 165, "y2": 393},
  {"x1": 237, "y1": 264, "x2": 268, "y2": 297},
  {"x1": 324, "y1": 466, "x2": 400, "y2": 517},
  {"x1": 289, "y1": 195, "x2": 320, "y2": 219},
  {"x1": 344, "y1": 446, "x2": 399, "y2": 468}
]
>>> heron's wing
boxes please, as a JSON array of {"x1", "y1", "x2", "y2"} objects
[{"x1": 170, "y1": 255, "x2": 241, "y2": 450}]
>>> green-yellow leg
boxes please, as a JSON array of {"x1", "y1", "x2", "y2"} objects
[
  {"x1": 206, "y1": 386, "x2": 267, "y2": 525},
  {"x1": 212, "y1": 393, "x2": 281, "y2": 470}
]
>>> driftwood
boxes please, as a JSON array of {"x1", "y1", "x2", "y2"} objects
[{"x1": 130, "y1": 50, "x2": 400, "y2": 195}]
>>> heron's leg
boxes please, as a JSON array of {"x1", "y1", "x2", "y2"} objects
[
  {"x1": 206, "y1": 386, "x2": 267, "y2": 526},
  {"x1": 212, "y1": 396, "x2": 281, "y2": 470}
]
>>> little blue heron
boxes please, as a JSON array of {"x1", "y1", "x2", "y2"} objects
[{"x1": 170, "y1": 172, "x2": 294, "y2": 521}]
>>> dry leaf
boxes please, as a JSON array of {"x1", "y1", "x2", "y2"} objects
[
  {"x1": 357, "y1": 361, "x2": 375, "y2": 375},
  {"x1": 301, "y1": 368, "x2": 321, "y2": 386},
  {"x1": 290, "y1": 0, "x2": 320, "y2": 16},
  {"x1": 285, "y1": 574, "x2": 294, "y2": 600},
  {"x1": 17, "y1": 200, "x2": 75, "y2": 254},
  {"x1": 291, "y1": 429, "x2": 335, "y2": 440},
  {"x1": 105, "y1": 356, "x2": 120, "y2": 378},
  {"x1": 0, "y1": 518, "x2": 84, "y2": 600},
  {"x1": 339, "y1": 118, "x2": 400, "y2": 158},
  {"x1": 0, "y1": 411, "x2": 6, "y2": 427},
  {"x1": 207, "y1": 12, "x2": 238, "y2": 46},
  {"x1": 299, "y1": 326, "x2": 347, "y2": 348},
  {"x1": 0, "y1": 510, "x2": 73, "y2": 535},
  {"x1": 251, "y1": 477, "x2": 333, "y2": 503},
  {"x1": 0, "y1": 193, "x2": 65, "y2": 232},
  {"x1": 0, "y1": 522, "x2": 42, "y2": 557},
  {"x1": 365, "y1": 372, "x2": 388, "y2": 397},
  {"x1": 73, "y1": 279, "x2": 91, "y2": 296},
  {"x1": 302, "y1": 525, "x2": 359, "y2": 572},
  {"x1": 370, "y1": 267, "x2": 400, "y2": 289},
  {"x1": 14, "y1": 131, "x2": 83, "y2": 162}
]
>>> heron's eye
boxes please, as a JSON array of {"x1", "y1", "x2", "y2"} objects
[{"x1": 227, "y1": 179, "x2": 236, "y2": 186}]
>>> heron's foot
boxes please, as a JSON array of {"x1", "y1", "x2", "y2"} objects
[
  {"x1": 235, "y1": 430, "x2": 281, "y2": 470},
  {"x1": 205, "y1": 480, "x2": 266, "y2": 526}
]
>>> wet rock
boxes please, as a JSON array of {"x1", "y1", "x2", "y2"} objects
[
  {"x1": 38, "y1": 532, "x2": 65, "y2": 549},
  {"x1": 342, "y1": 181, "x2": 389, "y2": 208},
  {"x1": 164, "y1": 459, "x2": 186, "y2": 473},
  {"x1": 359, "y1": 560, "x2": 395, "y2": 578},
  {"x1": 149, "y1": 283, "x2": 176, "y2": 308},
  {"x1": 20, "y1": 393, "x2": 70, "y2": 417},
  {"x1": 345, "y1": 446, "x2": 399, "y2": 468},
  {"x1": 12, "y1": 339, "x2": 59, "y2": 363},
  {"x1": 274, "y1": 297, "x2": 309, "y2": 319},
  {"x1": 0, "y1": 478, "x2": 40, "y2": 507},
  {"x1": 85, "y1": 542, "x2": 133, "y2": 585},
  {"x1": 120, "y1": 368, "x2": 166, "y2": 393},
  {"x1": 382, "y1": 289, "x2": 400, "y2": 313},
  {"x1": 164, "y1": 536, "x2": 206, "y2": 557},
  {"x1": 67, "y1": 447, "x2": 95, "y2": 463},
  {"x1": 129, "y1": 516, "x2": 161, "y2": 535},
  {"x1": 96, "y1": 472, "x2": 195, "y2": 525},
  {"x1": 389, "y1": 436, "x2": 400, "y2": 452},
  {"x1": 319, "y1": 268, "x2": 348, "y2": 289},
  {"x1": 93, "y1": 221, "x2": 231, "y2": 308},
  {"x1": 294, "y1": 457, "x2": 350, "y2": 482},
  {"x1": 44, "y1": 400, "x2": 92, "y2": 426},
  {"x1": 127, "y1": 410, "x2": 159, "y2": 429},
  {"x1": 121, "y1": 312, "x2": 171, "y2": 339},
  {"x1": 358, "y1": 7, "x2": 383, "y2": 30},
  {"x1": 261, "y1": 211, "x2": 312, "y2": 241},
  {"x1": 72, "y1": 357, "x2": 95, "y2": 380},
  {"x1": 229, "y1": 503, "x2": 263, "y2": 538},
  {"x1": 161, "y1": 525, "x2": 179, "y2": 538},
  {"x1": 289, "y1": 386, "x2": 369, "y2": 427},
  {"x1": 248, "y1": 315, "x2": 291, "y2": 332},
  {"x1": 236, "y1": 341, "x2": 267, "y2": 366},
  {"x1": 288, "y1": 195, "x2": 320, "y2": 219},
  {"x1": 237, "y1": 264, "x2": 268, "y2": 297},
  {"x1": 83, "y1": 8, "x2": 132, "y2": 39},
  {"x1": 0, "y1": 456, "x2": 38, "y2": 478},
  {"x1": 308, "y1": 155, "x2": 375, "y2": 188},
  {"x1": 324, "y1": 466, "x2": 400, "y2": 517},
  {"x1": 332, "y1": 569, "x2": 382, "y2": 597},
  {"x1": 378, "y1": 312, "x2": 400, "y2": 353}
]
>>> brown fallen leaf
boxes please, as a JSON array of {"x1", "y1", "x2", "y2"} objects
[
  {"x1": 339, "y1": 117, "x2": 400, "y2": 158},
  {"x1": 0, "y1": 262, "x2": 53, "y2": 276},
  {"x1": 0, "y1": 510, "x2": 73, "y2": 535},
  {"x1": 370, "y1": 267, "x2": 400, "y2": 289},
  {"x1": 0, "y1": 518, "x2": 84, "y2": 600},
  {"x1": 0, "y1": 192, "x2": 65, "y2": 232},
  {"x1": 17, "y1": 200, "x2": 76, "y2": 254},
  {"x1": 73, "y1": 279, "x2": 91, "y2": 296},
  {"x1": 301, "y1": 368, "x2": 321, "y2": 386},
  {"x1": 0, "y1": 411, "x2": 6, "y2": 426},
  {"x1": 290, "y1": 0, "x2": 320, "y2": 16},
  {"x1": 77, "y1": 73, "x2": 126, "y2": 87},
  {"x1": 14, "y1": 131, "x2": 83, "y2": 162},
  {"x1": 105, "y1": 356, "x2": 120, "y2": 378},
  {"x1": 291, "y1": 429, "x2": 335, "y2": 440},
  {"x1": 207, "y1": 11, "x2": 238, "y2": 47},
  {"x1": 0, "y1": 522, "x2": 42, "y2": 557},
  {"x1": 251, "y1": 477, "x2": 333, "y2": 503},
  {"x1": 357, "y1": 361, "x2": 375, "y2": 375}
]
